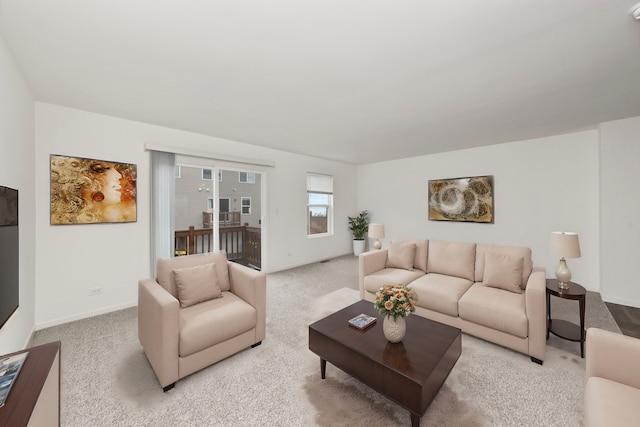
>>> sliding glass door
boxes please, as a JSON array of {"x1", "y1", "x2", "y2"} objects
[{"x1": 173, "y1": 162, "x2": 263, "y2": 270}]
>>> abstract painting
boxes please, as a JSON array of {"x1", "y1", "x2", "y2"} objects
[{"x1": 428, "y1": 175, "x2": 494, "y2": 223}]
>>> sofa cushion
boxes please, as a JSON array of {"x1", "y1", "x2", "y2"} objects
[
  {"x1": 475, "y1": 244, "x2": 532, "y2": 290},
  {"x1": 173, "y1": 263, "x2": 222, "y2": 308},
  {"x1": 585, "y1": 377, "x2": 640, "y2": 427},
  {"x1": 364, "y1": 268, "x2": 425, "y2": 294},
  {"x1": 179, "y1": 291, "x2": 257, "y2": 357},
  {"x1": 157, "y1": 251, "x2": 231, "y2": 298},
  {"x1": 427, "y1": 240, "x2": 476, "y2": 281},
  {"x1": 482, "y1": 251, "x2": 524, "y2": 294},
  {"x1": 392, "y1": 239, "x2": 428, "y2": 272},
  {"x1": 458, "y1": 283, "x2": 528, "y2": 338},
  {"x1": 386, "y1": 241, "x2": 416, "y2": 270},
  {"x1": 409, "y1": 273, "x2": 473, "y2": 317}
]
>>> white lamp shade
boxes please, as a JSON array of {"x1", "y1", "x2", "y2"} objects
[
  {"x1": 368, "y1": 223, "x2": 385, "y2": 239},
  {"x1": 550, "y1": 231, "x2": 581, "y2": 259}
]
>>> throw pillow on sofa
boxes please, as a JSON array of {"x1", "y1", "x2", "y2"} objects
[
  {"x1": 173, "y1": 263, "x2": 223, "y2": 307},
  {"x1": 482, "y1": 251, "x2": 524, "y2": 294},
  {"x1": 386, "y1": 241, "x2": 416, "y2": 270}
]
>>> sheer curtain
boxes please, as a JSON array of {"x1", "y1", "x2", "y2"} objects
[{"x1": 150, "y1": 150, "x2": 175, "y2": 277}]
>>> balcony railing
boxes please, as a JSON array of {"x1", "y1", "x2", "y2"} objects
[
  {"x1": 174, "y1": 225, "x2": 261, "y2": 270},
  {"x1": 203, "y1": 211, "x2": 241, "y2": 228}
]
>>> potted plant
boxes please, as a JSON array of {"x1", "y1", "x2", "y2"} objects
[{"x1": 348, "y1": 210, "x2": 369, "y2": 256}]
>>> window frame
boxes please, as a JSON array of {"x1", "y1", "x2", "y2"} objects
[
  {"x1": 202, "y1": 168, "x2": 213, "y2": 181},
  {"x1": 239, "y1": 172, "x2": 256, "y2": 184},
  {"x1": 241, "y1": 197, "x2": 252, "y2": 215},
  {"x1": 306, "y1": 173, "x2": 333, "y2": 237}
]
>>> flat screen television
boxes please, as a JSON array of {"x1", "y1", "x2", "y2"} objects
[{"x1": 0, "y1": 186, "x2": 19, "y2": 329}]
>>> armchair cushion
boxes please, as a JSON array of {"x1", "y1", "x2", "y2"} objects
[
  {"x1": 157, "y1": 252, "x2": 231, "y2": 298},
  {"x1": 173, "y1": 263, "x2": 222, "y2": 308},
  {"x1": 179, "y1": 291, "x2": 257, "y2": 357},
  {"x1": 585, "y1": 377, "x2": 640, "y2": 427}
]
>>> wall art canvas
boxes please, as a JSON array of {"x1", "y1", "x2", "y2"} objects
[
  {"x1": 428, "y1": 175, "x2": 494, "y2": 223},
  {"x1": 50, "y1": 154, "x2": 137, "y2": 225}
]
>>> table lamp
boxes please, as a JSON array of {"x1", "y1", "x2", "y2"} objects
[
  {"x1": 368, "y1": 223, "x2": 385, "y2": 250},
  {"x1": 550, "y1": 231, "x2": 581, "y2": 290}
]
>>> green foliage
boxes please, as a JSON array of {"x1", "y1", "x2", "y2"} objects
[{"x1": 347, "y1": 210, "x2": 369, "y2": 240}]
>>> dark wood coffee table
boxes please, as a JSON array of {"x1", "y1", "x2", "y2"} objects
[{"x1": 309, "y1": 300, "x2": 461, "y2": 427}]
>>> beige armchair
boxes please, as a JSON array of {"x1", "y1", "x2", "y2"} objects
[
  {"x1": 138, "y1": 251, "x2": 266, "y2": 391},
  {"x1": 585, "y1": 328, "x2": 640, "y2": 426}
]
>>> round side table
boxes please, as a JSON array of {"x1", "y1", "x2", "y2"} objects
[{"x1": 546, "y1": 279, "x2": 586, "y2": 357}]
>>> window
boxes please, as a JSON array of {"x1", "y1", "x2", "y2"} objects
[
  {"x1": 307, "y1": 173, "x2": 333, "y2": 236},
  {"x1": 207, "y1": 198, "x2": 214, "y2": 210},
  {"x1": 175, "y1": 165, "x2": 181, "y2": 178},
  {"x1": 202, "y1": 168, "x2": 213, "y2": 180},
  {"x1": 218, "y1": 170, "x2": 222, "y2": 181},
  {"x1": 239, "y1": 172, "x2": 255, "y2": 184},
  {"x1": 241, "y1": 197, "x2": 251, "y2": 215}
]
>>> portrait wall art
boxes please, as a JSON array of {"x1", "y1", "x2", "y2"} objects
[
  {"x1": 428, "y1": 175, "x2": 494, "y2": 223},
  {"x1": 50, "y1": 154, "x2": 137, "y2": 225}
]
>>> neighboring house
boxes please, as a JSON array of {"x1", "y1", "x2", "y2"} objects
[{"x1": 174, "y1": 166, "x2": 261, "y2": 231}]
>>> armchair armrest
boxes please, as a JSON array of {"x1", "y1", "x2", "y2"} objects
[
  {"x1": 587, "y1": 328, "x2": 640, "y2": 389},
  {"x1": 525, "y1": 266, "x2": 546, "y2": 362},
  {"x1": 138, "y1": 278, "x2": 180, "y2": 388},
  {"x1": 228, "y1": 262, "x2": 266, "y2": 342},
  {"x1": 358, "y1": 249, "x2": 388, "y2": 299}
]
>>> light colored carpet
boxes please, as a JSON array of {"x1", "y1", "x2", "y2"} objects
[{"x1": 33, "y1": 255, "x2": 621, "y2": 426}]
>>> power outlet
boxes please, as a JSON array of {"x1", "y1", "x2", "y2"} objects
[{"x1": 88, "y1": 287, "x2": 104, "y2": 296}]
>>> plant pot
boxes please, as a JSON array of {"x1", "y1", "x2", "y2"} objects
[
  {"x1": 353, "y1": 239, "x2": 366, "y2": 256},
  {"x1": 383, "y1": 315, "x2": 406, "y2": 343}
]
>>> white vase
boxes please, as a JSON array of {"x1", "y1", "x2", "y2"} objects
[
  {"x1": 383, "y1": 315, "x2": 406, "y2": 343},
  {"x1": 353, "y1": 239, "x2": 366, "y2": 256}
]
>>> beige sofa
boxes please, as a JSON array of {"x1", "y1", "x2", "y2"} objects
[
  {"x1": 359, "y1": 239, "x2": 546, "y2": 363},
  {"x1": 138, "y1": 251, "x2": 266, "y2": 391},
  {"x1": 585, "y1": 328, "x2": 640, "y2": 427}
]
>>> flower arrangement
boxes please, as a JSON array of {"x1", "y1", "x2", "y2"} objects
[{"x1": 374, "y1": 284, "x2": 417, "y2": 319}]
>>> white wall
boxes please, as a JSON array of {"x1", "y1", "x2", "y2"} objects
[
  {"x1": 0, "y1": 33, "x2": 36, "y2": 354},
  {"x1": 35, "y1": 103, "x2": 357, "y2": 328},
  {"x1": 358, "y1": 131, "x2": 600, "y2": 291},
  {"x1": 600, "y1": 116, "x2": 640, "y2": 308}
]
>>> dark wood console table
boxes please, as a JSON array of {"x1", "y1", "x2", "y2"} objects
[
  {"x1": 546, "y1": 279, "x2": 586, "y2": 357},
  {"x1": 0, "y1": 341, "x2": 61, "y2": 426}
]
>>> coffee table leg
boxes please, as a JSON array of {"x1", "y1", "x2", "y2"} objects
[
  {"x1": 410, "y1": 412, "x2": 420, "y2": 427},
  {"x1": 320, "y1": 358, "x2": 326, "y2": 379}
]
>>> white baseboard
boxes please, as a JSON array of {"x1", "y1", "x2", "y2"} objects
[
  {"x1": 601, "y1": 295, "x2": 640, "y2": 309},
  {"x1": 35, "y1": 300, "x2": 137, "y2": 330},
  {"x1": 268, "y1": 252, "x2": 353, "y2": 273}
]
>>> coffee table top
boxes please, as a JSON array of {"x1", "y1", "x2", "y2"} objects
[{"x1": 309, "y1": 300, "x2": 461, "y2": 382}]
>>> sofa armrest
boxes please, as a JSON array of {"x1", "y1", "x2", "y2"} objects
[
  {"x1": 586, "y1": 328, "x2": 640, "y2": 389},
  {"x1": 525, "y1": 266, "x2": 546, "y2": 362},
  {"x1": 138, "y1": 278, "x2": 180, "y2": 388},
  {"x1": 359, "y1": 249, "x2": 389, "y2": 299},
  {"x1": 228, "y1": 262, "x2": 267, "y2": 342}
]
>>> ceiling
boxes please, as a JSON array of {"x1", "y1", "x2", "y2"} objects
[{"x1": 1, "y1": 1, "x2": 640, "y2": 165}]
